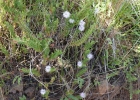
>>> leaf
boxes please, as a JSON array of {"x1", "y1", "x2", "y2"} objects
[
  {"x1": 44, "y1": 90, "x2": 50, "y2": 99},
  {"x1": 67, "y1": 95, "x2": 79, "y2": 100},
  {"x1": 13, "y1": 76, "x2": 19, "y2": 84},
  {"x1": 77, "y1": 77, "x2": 84, "y2": 88},
  {"x1": 76, "y1": 68, "x2": 87, "y2": 77},
  {"x1": 0, "y1": 43, "x2": 9, "y2": 56},
  {"x1": 84, "y1": 41, "x2": 96, "y2": 50},
  {"x1": 21, "y1": 68, "x2": 40, "y2": 76},
  {"x1": 13, "y1": 76, "x2": 21, "y2": 85},
  {"x1": 64, "y1": 97, "x2": 69, "y2": 100},
  {"x1": 49, "y1": 77, "x2": 55, "y2": 84},
  {"x1": 19, "y1": 95, "x2": 26, "y2": 100},
  {"x1": 70, "y1": 23, "x2": 95, "y2": 46},
  {"x1": 5, "y1": 22, "x2": 15, "y2": 37},
  {"x1": 66, "y1": 89, "x2": 74, "y2": 95},
  {"x1": 50, "y1": 50, "x2": 62, "y2": 59}
]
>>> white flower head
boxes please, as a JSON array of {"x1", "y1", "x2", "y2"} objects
[
  {"x1": 78, "y1": 25, "x2": 85, "y2": 32},
  {"x1": 40, "y1": 89, "x2": 46, "y2": 95},
  {"x1": 94, "y1": 7, "x2": 100, "y2": 14},
  {"x1": 79, "y1": 20, "x2": 86, "y2": 26},
  {"x1": 77, "y1": 61, "x2": 82, "y2": 67},
  {"x1": 92, "y1": 2, "x2": 95, "y2": 7},
  {"x1": 69, "y1": 18, "x2": 75, "y2": 23},
  {"x1": 87, "y1": 53, "x2": 93, "y2": 60},
  {"x1": 45, "y1": 65, "x2": 51, "y2": 72},
  {"x1": 63, "y1": 11, "x2": 71, "y2": 18},
  {"x1": 80, "y1": 92, "x2": 86, "y2": 98}
]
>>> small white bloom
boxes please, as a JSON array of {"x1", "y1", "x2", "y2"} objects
[
  {"x1": 45, "y1": 65, "x2": 51, "y2": 72},
  {"x1": 77, "y1": 61, "x2": 82, "y2": 67},
  {"x1": 87, "y1": 53, "x2": 93, "y2": 60},
  {"x1": 92, "y1": 3, "x2": 95, "y2": 7},
  {"x1": 80, "y1": 92, "x2": 86, "y2": 98},
  {"x1": 78, "y1": 25, "x2": 85, "y2": 32},
  {"x1": 69, "y1": 18, "x2": 75, "y2": 23},
  {"x1": 79, "y1": 20, "x2": 86, "y2": 26},
  {"x1": 40, "y1": 89, "x2": 46, "y2": 95},
  {"x1": 63, "y1": 11, "x2": 71, "y2": 18},
  {"x1": 94, "y1": 7, "x2": 100, "y2": 14}
]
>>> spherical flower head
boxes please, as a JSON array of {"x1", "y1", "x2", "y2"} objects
[
  {"x1": 63, "y1": 11, "x2": 71, "y2": 18},
  {"x1": 79, "y1": 20, "x2": 86, "y2": 26},
  {"x1": 94, "y1": 7, "x2": 100, "y2": 14},
  {"x1": 78, "y1": 25, "x2": 85, "y2": 32},
  {"x1": 87, "y1": 53, "x2": 93, "y2": 60},
  {"x1": 40, "y1": 89, "x2": 46, "y2": 95},
  {"x1": 80, "y1": 92, "x2": 86, "y2": 98},
  {"x1": 45, "y1": 65, "x2": 51, "y2": 72},
  {"x1": 77, "y1": 61, "x2": 82, "y2": 67},
  {"x1": 69, "y1": 18, "x2": 75, "y2": 23}
]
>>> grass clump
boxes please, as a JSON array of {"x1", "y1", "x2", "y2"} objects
[{"x1": 0, "y1": 0, "x2": 140, "y2": 99}]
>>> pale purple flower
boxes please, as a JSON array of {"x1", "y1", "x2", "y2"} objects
[
  {"x1": 94, "y1": 7, "x2": 100, "y2": 14},
  {"x1": 63, "y1": 11, "x2": 71, "y2": 18},
  {"x1": 69, "y1": 18, "x2": 75, "y2": 23},
  {"x1": 87, "y1": 53, "x2": 93, "y2": 60},
  {"x1": 79, "y1": 20, "x2": 86, "y2": 26},
  {"x1": 77, "y1": 61, "x2": 82, "y2": 67},
  {"x1": 78, "y1": 25, "x2": 85, "y2": 31},
  {"x1": 45, "y1": 65, "x2": 51, "y2": 72},
  {"x1": 40, "y1": 89, "x2": 46, "y2": 95},
  {"x1": 80, "y1": 92, "x2": 86, "y2": 98}
]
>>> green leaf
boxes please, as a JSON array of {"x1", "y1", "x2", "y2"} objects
[
  {"x1": 76, "y1": 68, "x2": 87, "y2": 77},
  {"x1": 5, "y1": 22, "x2": 15, "y2": 38},
  {"x1": 77, "y1": 77, "x2": 84, "y2": 88},
  {"x1": 67, "y1": 95, "x2": 79, "y2": 100},
  {"x1": 64, "y1": 97, "x2": 69, "y2": 100},
  {"x1": 66, "y1": 89, "x2": 74, "y2": 95},
  {"x1": 19, "y1": 95, "x2": 26, "y2": 100},
  {"x1": 0, "y1": 43, "x2": 9, "y2": 56},
  {"x1": 13, "y1": 76, "x2": 19, "y2": 84},
  {"x1": 70, "y1": 24, "x2": 95, "y2": 46},
  {"x1": 50, "y1": 50, "x2": 62, "y2": 59},
  {"x1": 21, "y1": 68, "x2": 40, "y2": 76},
  {"x1": 84, "y1": 41, "x2": 96, "y2": 50}
]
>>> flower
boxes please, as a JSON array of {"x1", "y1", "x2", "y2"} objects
[
  {"x1": 94, "y1": 7, "x2": 100, "y2": 14},
  {"x1": 80, "y1": 92, "x2": 86, "y2": 98},
  {"x1": 77, "y1": 61, "x2": 82, "y2": 67},
  {"x1": 63, "y1": 11, "x2": 71, "y2": 18},
  {"x1": 40, "y1": 89, "x2": 46, "y2": 95},
  {"x1": 79, "y1": 20, "x2": 86, "y2": 26},
  {"x1": 87, "y1": 53, "x2": 93, "y2": 60},
  {"x1": 45, "y1": 65, "x2": 51, "y2": 72},
  {"x1": 69, "y1": 18, "x2": 75, "y2": 23},
  {"x1": 78, "y1": 25, "x2": 85, "y2": 32}
]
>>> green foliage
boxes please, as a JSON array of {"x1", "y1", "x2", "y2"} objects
[
  {"x1": 76, "y1": 68, "x2": 87, "y2": 77},
  {"x1": 66, "y1": 94, "x2": 79, "y2": 100},
  {"x1": 77, "y1": 77, "x2": 84, "y2": 88},
  {"x1": 50, "y1": 50, "x2": 63, "y2": 60},
  {"x1": 0, "y1": 0, "x2": 140, "y2": 99},
  {"x1": 19, "y1": 95, "x2": 26, "y2": 100},
  {"x1": 70, "y1": 24, "x2": 96, "y2": 46},
  {"x1": 21, "y1": 68, "x2": 40, "y2": 76},
  {"x1": 0, "y1": 43, "x2": 9, "y2": 56},
  {"x1": 13, "y1": 34, "x2": 52, "y2": 58},
  {"x1": 13, "y1": 76, "x2": 22, "y2": 85}
]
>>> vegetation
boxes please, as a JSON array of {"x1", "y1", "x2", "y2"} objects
[{"x1": 0, "y1": 0, "x2": 140, "y2": 99}]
